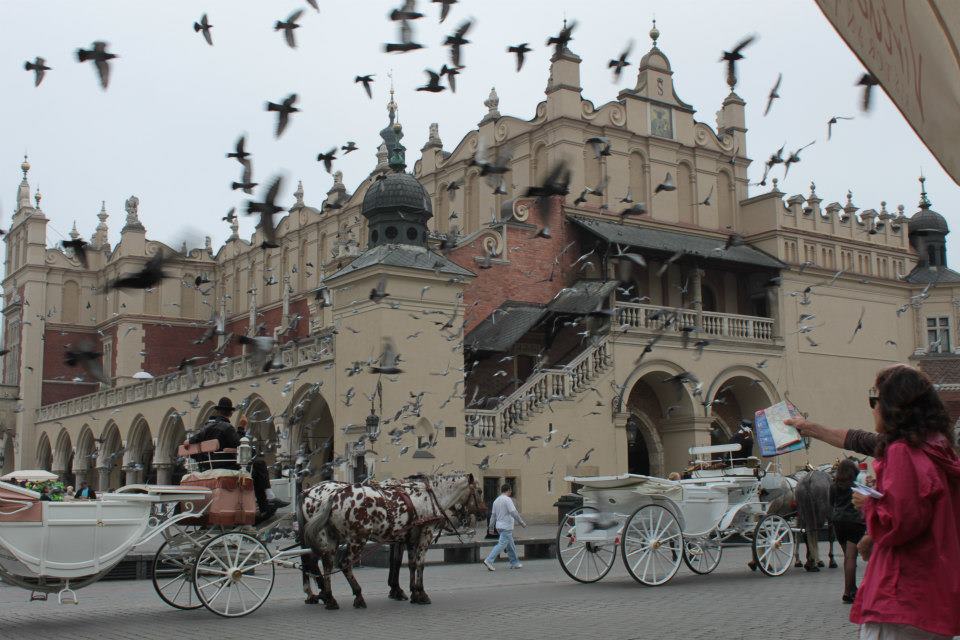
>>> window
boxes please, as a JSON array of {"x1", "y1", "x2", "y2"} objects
[
  {"x1": 927, "y1": 317, "x2": 951, "y2": 353},
  {"x1": 444, "y1": 426, "x2": 456, "y2": 438},
  {"x1": 676, "y1": 163, "x2": 693, "y2": 224}
]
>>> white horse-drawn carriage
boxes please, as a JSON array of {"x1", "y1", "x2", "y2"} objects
[
  {"x1": 557, "y1": 443, "x2": 796, "y2": 585},
  {"x1": 0, "y1": 437, "x2": 307, "y2": 617}
]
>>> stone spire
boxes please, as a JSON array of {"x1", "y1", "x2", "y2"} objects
[
  {"x1": 16, "y1": 155, "x2": 31, "y2": 212},
  {"x1": 380, "y1": 83, "x2": 406, "y2": 172},
  {"x1": 122, "y1": 194, "x2": 144, "y2": 231},
  {"x1": 33, "y1": 186, "x2": 42, "y2": 211},
  {"x1": 918, "y1": 174, "x2": 932, "y2": 210},
  {"x1": 293, "y1": 180, "x2": 305, "y2": 208},
  {"x1": 480, "y1": 87, "x2": 500, "y2": 124},
  {"x1": 229, "y1": 214, "x2": 239, "y2": 240},
  {"x1": 92, "y1": 200, "x2": 110, "y2": 248},
  {"x1": 421, "y1": 122, "x2": 443, "y2": 151},
  {"x1": 69, "y1": 220, "x2": 80, "y2": 241}
]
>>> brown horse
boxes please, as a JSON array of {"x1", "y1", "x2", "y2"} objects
[{"x1": 298, "y1": 474, "x2": 483, "y2": 609}]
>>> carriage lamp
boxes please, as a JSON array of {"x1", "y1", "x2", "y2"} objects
[
  {"x1": 365, "y1": 411, "x2": 380, "y2": 440},
  {"x1": 237, "y1": 436, "x2": 253, "y2": 466}
]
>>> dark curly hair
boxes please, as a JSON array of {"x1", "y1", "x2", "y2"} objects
[{"x1": 874, "y1": 364, "x2": 955, "y2": 457}]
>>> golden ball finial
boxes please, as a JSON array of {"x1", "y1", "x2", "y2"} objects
[
  {"x1": 650, "y1": 19, "x2": 660, "y2": 46},
  {"x1": 21, "y1": 154, "x2": 30, "y2": 175}
]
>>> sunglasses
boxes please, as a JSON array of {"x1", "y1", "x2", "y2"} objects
[{"x1": 868, "y1": 387, "x2": 879, "y2": 409}]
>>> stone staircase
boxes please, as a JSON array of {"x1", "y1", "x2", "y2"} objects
[{"x1": 464, "y1": 337, "x2": 612, "y2": 440}]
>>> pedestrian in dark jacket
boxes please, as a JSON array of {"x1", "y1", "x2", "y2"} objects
[
  {"x1": 831, "y1": 458, "x2": 866, "y2": 603},
  {"x1": 189, "y1": 397, "x2": 241, "y2": 470}
]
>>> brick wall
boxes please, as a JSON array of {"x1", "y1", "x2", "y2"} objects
[
  {"x1": 41, "y1": 327, "x2": 102, "y2": 405},
  {"x1": 450, "y1": 198, "x2": 584, "y2": 334},
  {"x1": 142, "y1": 323, "x2": 209, "y2": 376}
]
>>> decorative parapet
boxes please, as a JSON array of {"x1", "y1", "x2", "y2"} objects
[{"x1": 36, "y1": 333, "x2": 335, "y2": 423}]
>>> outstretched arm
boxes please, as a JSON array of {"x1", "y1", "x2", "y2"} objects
[{"x1": 784, "y1": 418, "x2": 849, "y2": 449}]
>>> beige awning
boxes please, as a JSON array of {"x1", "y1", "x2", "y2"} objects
[{"x1": 815, "y1": 0, "x2": 960, "y2": 185}]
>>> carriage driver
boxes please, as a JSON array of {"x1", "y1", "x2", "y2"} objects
[{"x1": 188, "y1": 397, "x2": 284, "y2": 523}]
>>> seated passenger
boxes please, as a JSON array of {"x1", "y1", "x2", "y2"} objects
[{"x1": 727, "y1": 423, "x2": 755, "y2": 464}]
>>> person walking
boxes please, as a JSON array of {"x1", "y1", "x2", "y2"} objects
[
  {"x1": 483, "y1": 484, "x2": 526, "y2": 571},
  {"x1": 848, "y1": 364, "x2": 960, "y2": 639},
  {"x1": 830, "y1": 458, "x2": 865, "y2": 604}
]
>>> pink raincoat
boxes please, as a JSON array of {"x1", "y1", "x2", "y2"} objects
[{"x1": 850, "y1": 435, "x2": 960, "y2": 636}]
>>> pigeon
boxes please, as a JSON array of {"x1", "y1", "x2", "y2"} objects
[
  {"x1": 355, "y1": 74, "x2": 374, "y2": 99},
  {"x1": 508, "y1": 43, "x2": 532, "y2": 72},
  {"x1": 432, "y1": 0, "x2": 456, "y2": 22},
  {"x1": 827, "y1": 116, "x2": 854, "y2": 140},
  {"x1": 385, "y1": 11, "x2": 424, "y2": 53},
  {"x1": 370, "y1": 338, "x2": 403, "y2": 375},
  {"x1": 275, "y1": 9, "x2": 304, "y2": 48},
  {"x1": 245, "y1": 175, "x2": 284, "y2": 249},
  {"x1": 608, "y1": 41, "x2": 633, "y2": 81},
  {"x1": 783, "y1": 141, "x2": 815, "y2": 178},
  {"x1": 341, "y1": 141, "x2": 358, "y2": 154},
  {"x1": 24, "y1": 57, "x2": 51, "y2": 86},
  {"x1": 471, "y1": 136, "x2": 513, "y2": 177},
  {"x1": 390, "y1": 0, "x2": 423, "y2": 21},
  {"x1": 699, "y1": 184, "x2": 714, "y2": 206},
  {"x1": 439, "y1": 64, "x2": 460, "y2": 92},
  {"x1": 654, "y1": 172, "x2": 676, "y2": 194},
  {"x1": 857, "y1": 72, "x2": 880, "y2": 111},
  {"x1": 546, "y1": 20, "x2": 577, "y2": 56},
  {"x1": 65, "y1": 341, "x2": 110, "y2": 386},
  {"x1": 416, "y1": 69, "x2": 445, "y2": 93},
  {"x1": 574, "y1": 448, "x2": 595, "y2": 468},
  {"x1": 61, "y1": 238, "x2": 89, "y2": 268},
  {"x1": 719, "y1": 35, "x2": 755, "y2": 87},
  {"x1": 76, "y1": 41, "x2": 117, "y2": 89},
  {"x1": 226, "y1": 135, "x2": 250, "y2": 163},
  {"x1": 231, "y1": 160, "x2": 257, "y2": 194},
  {"x1": 306, "y1": 0, "x2": 319, "y2": 10},
  {"x1": 316, "y1": 147, "x2": 337, "y2": 173},
  {"x1": 266, "y1": 94, "x2": 299, "y2": 138},
  {"x1": 237, "y1": 335, "x2": 277, "y2": 372},
  {"x1": 108, "y1": 253, "x2": 168, "y2": 290},
  {"x1": 369, "y1": 277, "x2": 389, "y2": 303},
  {"x1": 193, "y1": 13, "x2": 213, "y2": 45},
  {"x1": 848, "y1": 306, "x2": 866, "y2": 343},
  {"x1": 443, "y1": 19, "x2": 472, "y2": 67},
  {"x1": 763, "y1": 73, "x2": 781, "y2": 116},
  {"x1": 585, "y1": 136, "x2": 612, "y2": 159},
  {"x1": 222, "y1": 208, "x2": 237, "y2": 223},
  {"x1": 525, "y1": 161, "x2": 570, "y2": 198}
]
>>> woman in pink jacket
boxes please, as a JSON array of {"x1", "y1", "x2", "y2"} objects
[{"x1": 851, "y1": 364, "x2": 960, "y2": 639}]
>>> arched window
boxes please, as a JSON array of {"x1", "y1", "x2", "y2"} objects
[
  {"x1": 181, "y1": 274, "x2": 196, "y2": 317},
  {"x1": 677, "y1": 163, "x2": 694, "y2": 224},
  {"x1": 144, "y1": 285, "x2": 159, "y2": 315},
  {"x1": 628, "y1": 152, "x2": 648, "y2": 206},
  {"x1": 298, "y1": 241, "x2": 308, "y2": 290},
  {"x1": 718, "y1": 170, "x2": 735, "y2": 229},
  {"x1": 532, "y1": 143, "x2": 548, "y2": 187},
  {"x1": 61, "y1": 280, "x2": 80, "y2": 325},
  {"x1": 318, "y1": 233, "x2": 326, "y2": 267},
  {"x1": 928, "y1": 245, "x2": 938, "y2": 266},
  {"x1": 583, "y1": 143, "x2": 601, "y2": 193},
  {"x1": 465, "y1": 172, "x2": 480, "y2": 234},
  {"x1": 438, "y1": 183, "x2": 450, "y2": 233}
]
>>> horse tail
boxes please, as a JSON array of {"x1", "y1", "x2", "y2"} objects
[{"x1": 303, "y1": 497, "x2": 333, "y2": 552}]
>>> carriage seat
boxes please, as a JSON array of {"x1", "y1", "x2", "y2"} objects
[
  {"x1": 177, "y1": 439, "x2": 238, "y2": 458},
  {"x1": 181, "y1": 469, "x2": 251, "y2": 482},
  {"x1": 179, "y1": 468, "x2": 256, "y2": 526}
]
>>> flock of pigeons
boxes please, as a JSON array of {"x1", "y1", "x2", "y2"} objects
[{"x1": 17, "y1": 2, "x2": 899, "y2": 485}]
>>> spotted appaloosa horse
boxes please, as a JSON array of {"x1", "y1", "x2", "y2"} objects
[{"x1": 298, "y1": 474, "x2": 483, "y2": 609}]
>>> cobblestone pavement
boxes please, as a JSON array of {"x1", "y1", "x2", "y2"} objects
[{"x1": 0, "y1": 545, "x2": 860, "y2": 640}]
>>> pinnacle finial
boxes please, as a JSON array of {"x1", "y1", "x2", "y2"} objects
[
  {"x1": 918, "y1": 174, "x2": 931, "y2": 209},
  {"x1": 294, "y1": 180, "x2": 304, "y2": 207},
  {"x1": 34, "y1": 185, "x2": 41, "y2": 209},
  {"x1": 20, "y1": 154, "x2": 30, "y2": 177},
  {"x1": 69, "y1": 220, "x2": 80, "y2": 240},
  {"x1": 650, "y1": 19, "x2": 660, "y2": 47}
]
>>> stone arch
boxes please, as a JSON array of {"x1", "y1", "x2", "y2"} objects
[
  {"x1": 125, "y1": 415, "x2": 154, "y2": 484},
  {"x1": 195, "y1": 400, "x2": 217, "y2": 430},
  {"x1": 414, "y1": 416, "x2": 436, "y2": 447},
  {"x1": 96, "y1": 421, "x2": 123, "y2": 491},
  {"x1": 53, "y1": 428, "x2": 74, "y2": 485},
  {"x1": 717, "y1": 169, "x2": 735, "y2": 230},
  {"x1": 707, "y1": 366, "x2": 780, "y2": 458},
  {"x1": 180, "y1": 274, "x2": 197, "y2": 318},
  {"x1": 583, "y1": 141, "x2": 601, "y2": 193},
  {"x1": 677, "y1": 161, "x2": 694, "y2": 224},
  {"x1": 36, "y1": 431, "x2": 53, "y2": 471},
  {"x1": 437, "y1": 182, "x2": 450, "y2": 233},
  {"x1": 617, "y1": 359, "x2": 697, "y2": 415},
  {"x1": 155, "y1": 409, "x2": 187, "y2": 484},
  {"x1": 61, "y1": 280, "x2": 80, "y2": 325},
  {"x1": 625, "y1": 410, "x2": 665, "y2": 478},
  {"x1": 628, "y1": 150, "x2": 649, "y2": 206},
  {"x1": 286, "y1": 383, "x2": 334, "y2": 482},
  {"x1": 241, "y1": 393, "x2": 276, "y2": 468},
  {"x1": 74, "y1": 426, "x2": 95, "y2": 482}
]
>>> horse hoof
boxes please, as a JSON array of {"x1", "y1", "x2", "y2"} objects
[
  {"x1": 829, "y1": 562, "x2": 838, "y2": 569},
  {"x1": 353, "y1": 598, "x2": 367, "y2": 609},
  {"x1": 411, "y1": 594, "x2": 431, "y2": 605},
  {"x1": 805, "y1": 565, "x2": 820, "y2": 573},
  {"x1": 325, "y1": 600, "x2": 340, "y2": 610},
  {"x1": 389, "y1": 590, "x2": 408, "y2": 601},
  {"x1": 794, "y1": 561, "x2": 803, "y2": 568},
  {"x1": 747, "y1": 561, "x2": 757, "y2": 572},
  {"x1": 305, "y1": 596, "x2": 320, "y2": 605},
  {"x1": 817, "y1": 560, "x2": 825, "y2": 568}
]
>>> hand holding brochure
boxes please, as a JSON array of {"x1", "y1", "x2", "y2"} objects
[
  {"x1": 754, "y1": 401, "x2": 805, "y2": 457},
  {"x1": 852, "y1": 483, "x2": 883, "y2": 498}
]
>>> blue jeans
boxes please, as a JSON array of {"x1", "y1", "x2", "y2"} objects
[{"x1": 485, "y1": 529, "x2": 520, "y2": 566}]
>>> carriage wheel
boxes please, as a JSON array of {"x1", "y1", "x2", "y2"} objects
[
  {"x1": 621, "y1": 504, "x2": 683, "y2": 586},
  {"x1": 153, "y1": 534, "x2": 206, "y2": 610},
  {"x1": 193, "y1": 532, "x2": 275, "y2": 617},
  {"x1": 682, "y1": 533, "x2": 723, "y2": 575},
  {"x1": 752, "y1": 514, "x2": 795, "y2": 577},
  {"x1": 556, "y1": 506, "x2": 617, "y2": 583}
]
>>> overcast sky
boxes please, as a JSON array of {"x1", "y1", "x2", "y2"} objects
[{"x1": 2, "y1": 0, "x2": 957, "y2": 262}]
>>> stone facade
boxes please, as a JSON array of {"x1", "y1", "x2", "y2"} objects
[{"x1": 4, "y1": 32, "x2": 958, "y2": 518}]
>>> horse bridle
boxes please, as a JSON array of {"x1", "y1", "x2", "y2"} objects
[{"x1": 424, "y1": 476, "x2": 486, "y2": 543}]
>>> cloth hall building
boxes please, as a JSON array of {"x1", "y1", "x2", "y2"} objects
[{"x1": 2, "y1": 28, "x2": 958, "y2": 519}]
